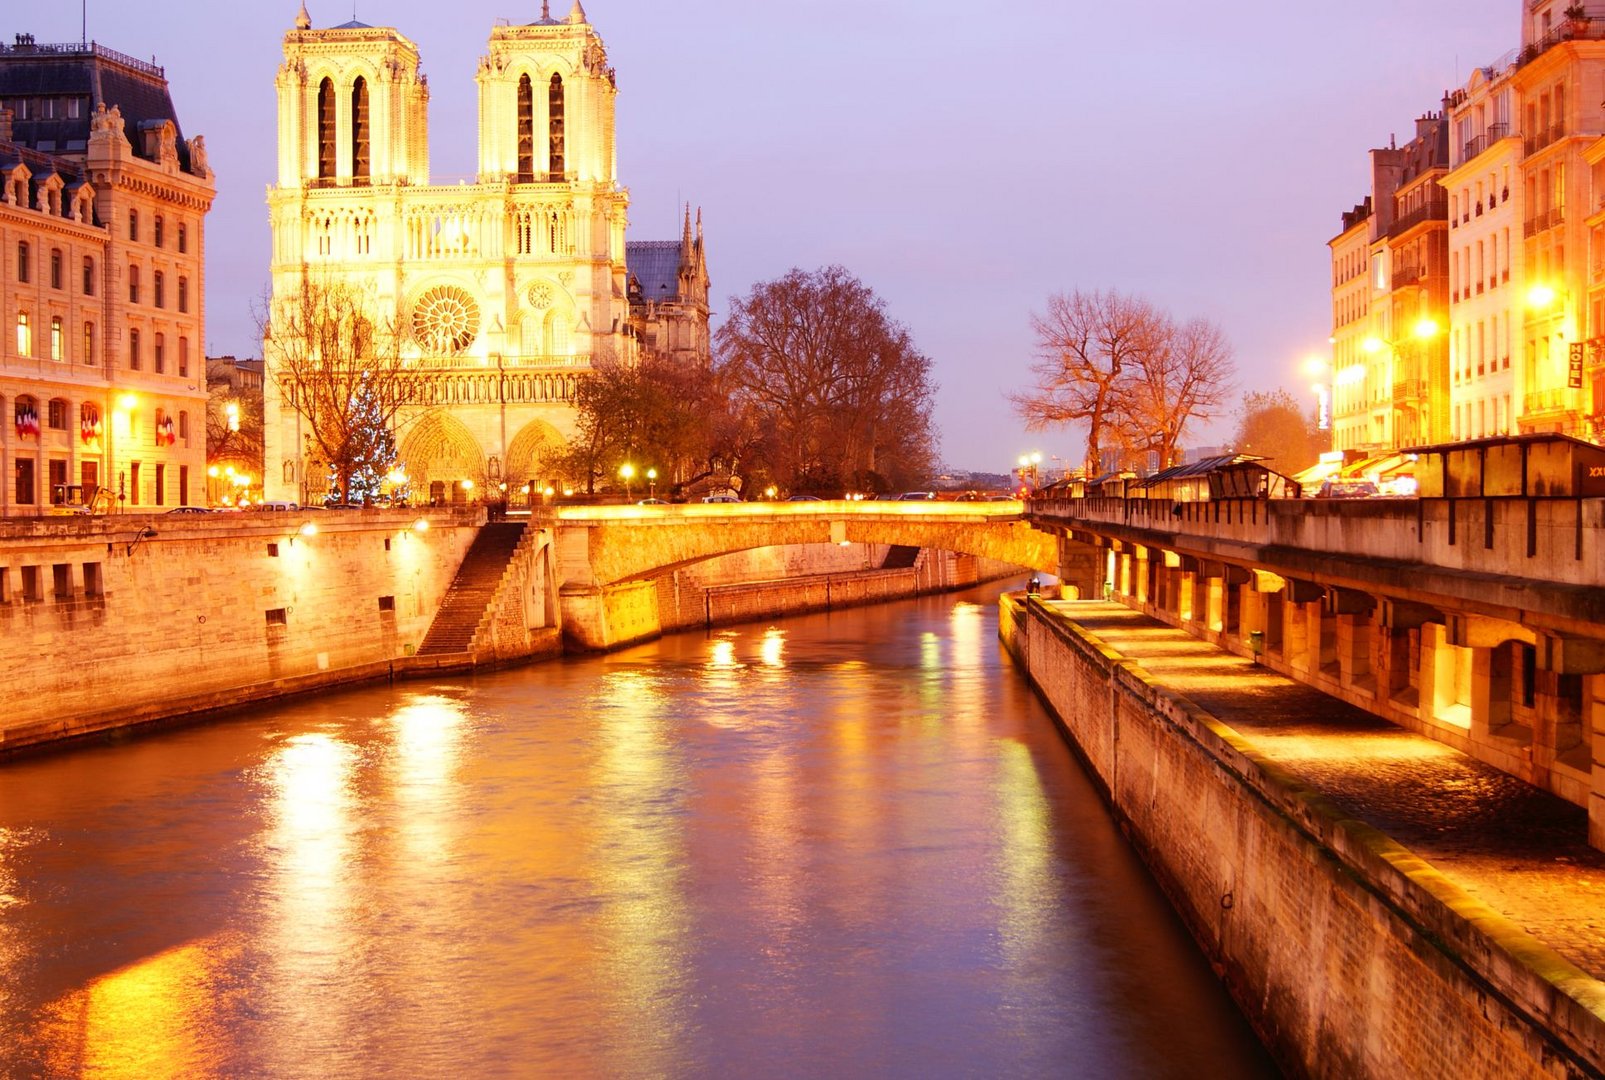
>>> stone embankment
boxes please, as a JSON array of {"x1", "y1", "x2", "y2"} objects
[{"x1": 1003, "y1": 593, "x2": 1605, "y2": 1080}]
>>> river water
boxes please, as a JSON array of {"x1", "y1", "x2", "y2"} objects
[{"x1": 0, "y1": 579, "x2": 1276, "y2": 1078}]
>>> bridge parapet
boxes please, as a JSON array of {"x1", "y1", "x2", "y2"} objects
[{"x1": 1033, "y1": 495, "x2": 1605, "y2": 592}]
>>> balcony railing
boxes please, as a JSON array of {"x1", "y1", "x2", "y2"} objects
[
  {"x1": 1518, "y1": 17, "x2": 1605, "y2": 70},
  {"x1": 1392, "y1": 378, "x2": 1428, "y2": 405},
  {"x1": 1523, "y1": 122, "x2": 1568, "y2": 158},
  {"x1": 401, "y1": 353, "x2": 593, "y2": 372},
  {"x1": 1461, "y1": 123, "x2": 1511, "y2": 164},
  {"x1": 1523, "y1": 387, "x2": 1581, "y2": 415},
  {"x1": 1523, "y1": 205, "x2": 1566, "y2": 237},
  {"x1": 1393, "y1": 264, "x2": 1425, "y2": 287},
  {"x1": 1387, "y1": 197, "x2": 1449, "y2": 239}
]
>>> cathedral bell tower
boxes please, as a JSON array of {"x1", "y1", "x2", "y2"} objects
[
  {"x1": 475, "y1": 0, "x2": 617, "y2": 185},
  {"x1": 275, "y1": 2, "x2": 429, "y2": 188}
]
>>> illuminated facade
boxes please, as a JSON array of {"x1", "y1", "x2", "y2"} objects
[
  {"x1": 1328, "y1": 201, "x2": 1376, "y2": 452},
  {"x1": 1443, "y1": 60, "x2": 1522, "y2": 440},
  {"x1": 265, "y1": 2, "x2": 708, "y2": 505},
  {"x1": 0, "y1": 36, "x2": 214, "y2": 515}
]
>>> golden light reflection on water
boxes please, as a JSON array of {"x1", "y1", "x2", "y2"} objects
[
  {"x1": 260, "y1": 732, "x2": 360, "y2": 1060},
  {"x1": 589, "y1": 668, "x2": 692, "y2": 1073},
  {"x1": 37, "y1": 939, "x2": 237, "y2": 1080},
  {"x1": 388, "y1": 695, "x2": 466, "y2": 864},
  {"x1": 759, "y1": 626, "x2": 786, "y2": 669},
  {"x1": 992, "y1": 740, "x2": 1055, "y2": 969}
]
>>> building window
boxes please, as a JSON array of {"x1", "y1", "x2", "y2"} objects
[
  {"x1": 50, "y1": 316, "x2": 62, "y2": 360},
  {"x1": 129, "y1": 461, "x2": 140, "y2": 506},
  {"x1": 17, "y1": 241, "x2": 29, "y2": 283},
  {"x1": 179, "y1": 336, "x2": 189, "y2": 377},
  {"x1": 154, "y1": 215, "x2": 164, "y2": 248},
  {"x1": 548, "y1": 74, "x2": 565, "y2": 180},
  {"x1": 129, "y1": 265, "x2": 140, "y2": 304},
  {"x1": 179, "y1": 464, "x2": 189, "y2": 505},
  {"x1": 16, "y1": 312, "x2": 30, "y2": 356},
  {"x1": 178, "y1": 410, "x2": 189, "y2": 443},
  {"x1": 83, "y1": 321, "x2": 94, "y2": 366},
  {"x1": 154, "y1": 271, "x2": 164, "y2": 308},
  {"x1": 154, "y1": 463, "x2": 165, "y2": 506},
  {"x1": 178, "y1": 276, "x2": 189, "y2": 313},
  {"x1": 48, "y1": 459, "x2": 69, "y2": 496},
  {"x1": 177, "y1": 223, "x2": 187, "y2": 253},
  {"x1": 49, "y1": 248, "x2": 61, "y2": 289},
  {"x1": 128, "y1": 209, "x2": 138, "y2": 242},
  {"x1": 352, "y1": 76, "x2": 370, "y2": 180},
  {"x1": 129, "y1": 328, "x2": 140, "y2": 370},
  {"x1": 317, "y1": 78, "x2": 336, "y2": 180},
  {"x1": 82, "y1": 256, "x2": 95, "y2": 295},
  {"x1": 517, "y1": 73, "x2": 534, "y2": 182},
  {"x1": 15, "y1": 458, "x2": 35, "y2": 507},
  {"x1": 47, "y1": 398, "x2": 67, "y2": 429},
  {"x1": 154, "y1": 332, "x2": 165, "y2": 374}
]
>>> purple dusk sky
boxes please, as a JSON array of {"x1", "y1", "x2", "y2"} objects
[{"x1": 16, "y1": 1, "x2": 1513, "y2": 473}]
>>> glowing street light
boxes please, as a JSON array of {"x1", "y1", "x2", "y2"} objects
[
  {"x1": 619, "y1": 462, "x2": 636, "y2": 500},
  {"x1": 1527, "y1": 283, "x2": 1559, "y2": 309},
  {"x1": 647, "y1": 467, "x2": 657, "y2": 499},
  {"x1": 1017, "y1": 451, "x2": 1042, "y2": 493},
  {"x1": 1303, "y1": 355, "x2": 1331, "y2": 431}
]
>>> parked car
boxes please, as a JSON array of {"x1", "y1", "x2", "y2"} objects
[
  {"x1": 702, "y1": 494, "x2": 741, "y2": 504},
  {"x1": 1314, "y1": 479, "x2": 1379, "y2": 499},
  {"x1": 637, "y1": 498, "x2": 667, "y2": 505},
  {"x1": 255, "y1": 500, "x2": 301, "y2": 512},
  {"x1": 787, "y1": 495, "x2": 823, "y2": 502},
  {"x1": 165, "y1": 505, "x2": 214, "y2": 514},
  {"x1": 897, "y1": 491, "x2": 937, "y2": 501}
]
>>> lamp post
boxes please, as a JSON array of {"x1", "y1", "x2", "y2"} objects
[
  {"x1": 647, "y1": 467, "x2": 657, "y2": 499},
  {"x1": 1303, "y1": 355, "x2": 1331, "y2": 433},
  {"x1": 619, "y1": 462, "x2": 636, "y2": 501},
  {"x1": 1017, "y1": 451, "x2": 1042, "y2": 495}
]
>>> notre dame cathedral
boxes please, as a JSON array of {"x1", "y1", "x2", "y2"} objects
[{"x1": 263, "y1": 1, "x2": 709, "y2": 505}]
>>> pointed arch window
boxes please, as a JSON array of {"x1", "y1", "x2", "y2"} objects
[
  {"x1": 352, "y1": 76, "x2": 370, "y2": 182},
  {"x1": 517, "y1": 74, "x2": 535, "y2": 182},
  {"x1": 317, "y1": 77, "x2": 336, "y2": 180},
  {"x1": 548, "y1": 74, "x2": 565, "y2": 181}
]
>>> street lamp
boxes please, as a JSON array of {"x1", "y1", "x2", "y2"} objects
[
  {"x1": 1017, "y1": 451, "x2": 1042, "y2": 494},
  {"x1": 647, "y1": 467, "x2": 657, "y2": 499},
  {"x1": 1303, "y1": 354, "x2": 1331, "y2": 432},
  {"x1": 619, "y1": 462, "x2": 636, "y2": 500}
]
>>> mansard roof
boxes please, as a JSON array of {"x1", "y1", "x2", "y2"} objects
[
  {"x1": 0, "y1": 40, "x2": 192, "y2": 168},
  {"x1": 626, "y1": 240, "x2": 686, "y2": 302}
]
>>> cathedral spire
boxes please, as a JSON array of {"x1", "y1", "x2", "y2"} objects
[
  {"x1": 540, "y1": 0, "x2": 550, "y2": 20},
  {"x1": 295, "y1": 1, "x2": 312, "y2": 29},
  {"x1": 568, "y1": 0, "x2": 587, "y2": 24}
]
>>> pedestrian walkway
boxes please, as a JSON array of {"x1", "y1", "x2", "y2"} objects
[{"x1": 1042, "y1": 599, "x2": 1605, "y2": 980}]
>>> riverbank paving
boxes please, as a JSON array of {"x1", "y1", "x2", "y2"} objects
[{"x1": 1039, "y1": 599, "x2": 1605, "y2": 981}]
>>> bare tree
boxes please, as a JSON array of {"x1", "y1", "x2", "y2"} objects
[
  {"x1": 205, "y1": 361, "x2": 264, "y2": 479},
  {"x1": 262, "y1": 276, "x2": 422, "y2": 503},
  {"x1": 1119, "y1": 316, "x2": 1236, "y2": 470},
  {"x1": 1012, "y1": 290, "x2": 1167, "y2": 477},
  {"x1": 717, "y1": 265, "x2": 937, "y2": 493}
]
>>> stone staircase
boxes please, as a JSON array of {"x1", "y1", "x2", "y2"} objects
[{"x1": 416, "y1": 522, "x2": 528, "y2": 657}]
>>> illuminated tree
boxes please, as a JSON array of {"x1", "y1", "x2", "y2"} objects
[
  {"x1": 1232, "y1": 388, "x2": 1329, "y2": 476},
  {"x1": 262, "y1": 277, "x2": 422, "y2": 503}
]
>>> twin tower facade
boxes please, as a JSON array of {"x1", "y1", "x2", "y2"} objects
[{"x1": 264, "y1": 1, "x2": 708, "y2": 505}]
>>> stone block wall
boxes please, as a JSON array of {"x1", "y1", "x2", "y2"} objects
[
  {"x1": 1002, "y1": 594, "x2": 1605, "y2": 1079},
  {"x1": 0, "y1": 511, "x2": 477, "y2": 751}
]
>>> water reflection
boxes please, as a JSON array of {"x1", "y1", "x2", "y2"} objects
[{"x1": 0, "y1": 581, "x2": 1276, "y2": 1078}]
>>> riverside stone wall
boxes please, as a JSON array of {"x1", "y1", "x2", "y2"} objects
[
  {"x1": 0, "y1": 510, "x2": 477, "y2": 752},
  {"x1": 1001, "y1": 594, "x2": 1605, "y2": 1080}
]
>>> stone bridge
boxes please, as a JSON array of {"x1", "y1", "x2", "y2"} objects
[{"x1": 550, "y1": 501, "x2": 1057, "y2": 649}]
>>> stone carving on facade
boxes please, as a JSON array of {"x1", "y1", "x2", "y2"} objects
[
  {"x1": 189, "y1": 135, "x2": 211, "y2": 178},
  {"x1": 527, "y1": 282, "x2": 554, "y2": 309},
  {"x1": 89, "y1": 103, "x2": 130, "y2": 148}
]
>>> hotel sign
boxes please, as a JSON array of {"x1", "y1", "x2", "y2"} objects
[{"x1": 1569, "y1": 342, "x2": 1585, "y2": 389}]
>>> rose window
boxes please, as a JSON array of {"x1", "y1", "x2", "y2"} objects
[
  {"x1": 527, "y1": 283, "x2": 554, "y2": 309},
  {"x1": 412, "y1": 286, "x2": 480, "y2": 355}
]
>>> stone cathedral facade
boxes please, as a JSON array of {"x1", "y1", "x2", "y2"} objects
[{"x1": 264, "y1": 1, "x2": 707, "y2": 506}]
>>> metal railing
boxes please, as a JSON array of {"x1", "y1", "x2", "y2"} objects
[
  {"x1": 1523, "y1": 387, "x2": 1581, "y2": 414},
  {"x1": 1523, "y1": 205, "x2": 1565, "y2": 237},
  {"x1": 1461, "y1": 123, "x2": 1510, "y2": 163},
  {"x1": 1518, "y1": 17, "x2": 1605, "y2": 69},
  {"x1": 0, "y1": 40, "x2": 162, "y2": 77},
  {"x1": 1523, "y1": 122, "x2": 1568, "y2": 157},
  {"x1": 1387, "y1": 198, "x2": 1448, "y2": 238}
]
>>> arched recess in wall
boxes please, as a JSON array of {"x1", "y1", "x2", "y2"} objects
[
  {"x1": 351, "y1": 76, "x2": 370, "y2": 180},
  {"x1": 316, "y1": 77, "x2": 336, "y2": 179},
  {"x1": 547, "y1": 73, "x2": 565, "y2": 180},
  {"x1": 505, "y1": 418, "x2": 566, "y2": 488},
  {"x1": 516, "y1": 73, "x2": 534, "y2": 182},
  {"x1": 398, "y1": 408, "x2": 485, "y2": 499}
]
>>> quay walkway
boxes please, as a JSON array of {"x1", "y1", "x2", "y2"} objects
[{"x1": 1038, "y1": 599, "x2": 1605, "y2": 981}]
